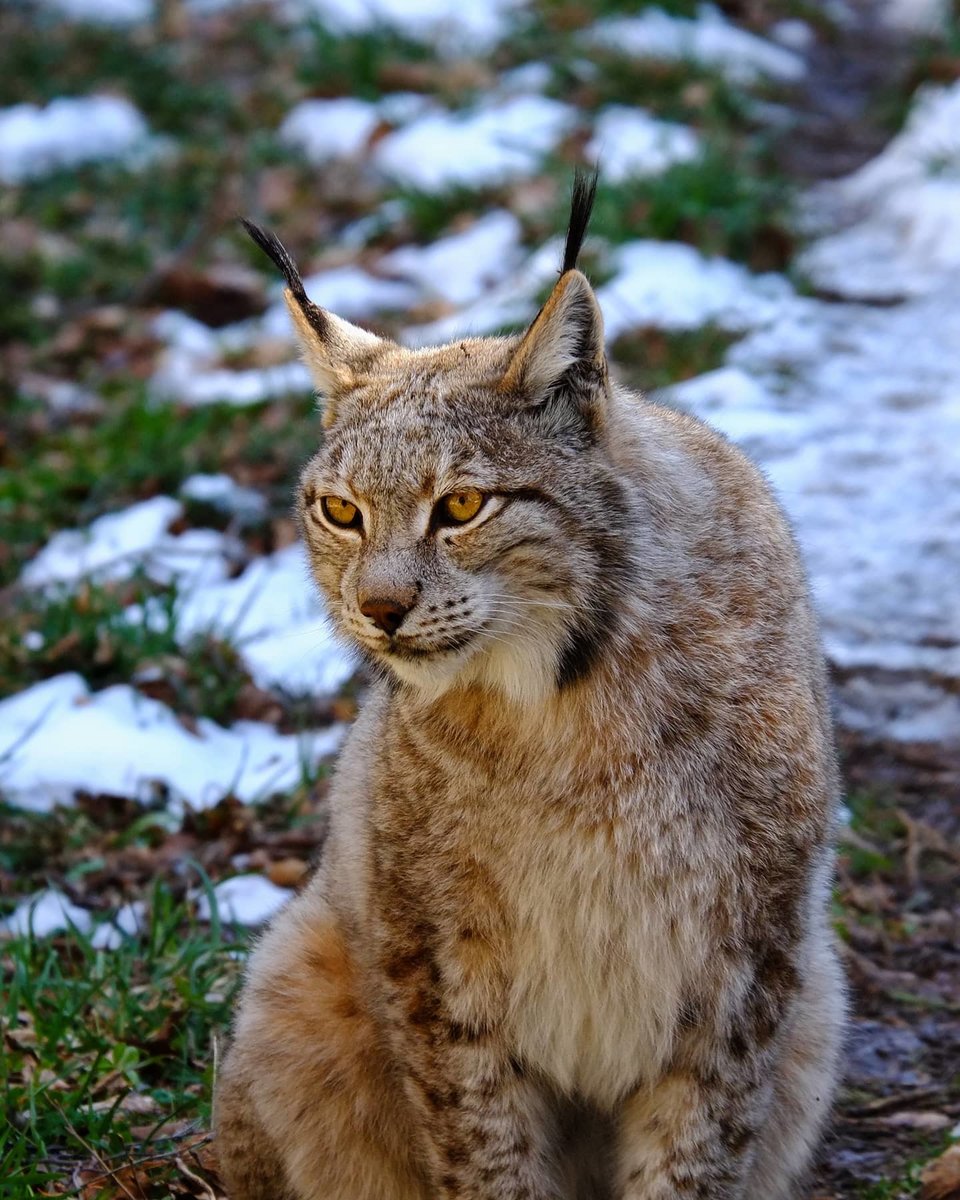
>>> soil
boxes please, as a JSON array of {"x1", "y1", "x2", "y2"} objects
[
  {"x1": 771, "y1": 4, "x2": 960, "y2": 1192},
  {"x1": 814, "y1": 724, "x2": 960, "y2": 1197}
]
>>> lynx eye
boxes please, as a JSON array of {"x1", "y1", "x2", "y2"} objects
[
  {"x1": 321, "y1": 495, "x2": 362, "y2": 530},
  {"x1": 437, "y1": 488, "x2": 485, "y2": 526}
]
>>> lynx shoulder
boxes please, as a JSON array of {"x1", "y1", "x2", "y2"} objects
[{"x1": 216, "y1": 174, "x2": 845, "y2": 1200}]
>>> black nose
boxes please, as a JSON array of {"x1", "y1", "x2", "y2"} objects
[{"x1": 360, "y1": 596, "x2": 412, "y2": 635}]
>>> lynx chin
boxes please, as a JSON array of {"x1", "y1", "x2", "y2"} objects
[{"x1": 215, "y1": 173, "x2": 845, "y2": 1200}]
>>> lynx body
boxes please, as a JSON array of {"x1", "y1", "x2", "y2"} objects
[{"x1": 215, "y1": 180, "x2": 845, "y2": 1200}]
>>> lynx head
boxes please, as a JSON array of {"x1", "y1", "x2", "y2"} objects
[{"x1": 243, "y1": 173, "x2": 635, "y2": 705}]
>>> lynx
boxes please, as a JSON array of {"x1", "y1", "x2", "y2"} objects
[{"x1": 214, "y1": 174, "x2": 845, "y2": 1200}]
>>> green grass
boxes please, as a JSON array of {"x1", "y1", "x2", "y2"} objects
[
  {"x1": 854, "y1": 1139, "x2": 955, "y2": 1200},
  {"x1": 857, "y1": 1179, "x2": 919, "y2": 1199},
  {"x1": 295, "y1": 23, "x2": 433, "y2": 100},
  {"x1": 549, "y1": 50, "x2": 749, "y2": 127},
  {"x1": 525, "y1": 0, "x2": 701, "y2": 37},
  {"x1": 0, "y1": 577, "x2": 177, "y2": 699},
  {"x1": 846, "y1": 788, "x2": 904, "y2": 843},
  {"x1": 0, "y1": 575, "x2": 269, "y2": 728},
  {"x1": 0, "y1": 385, "x2": 320, "y2": 588},
  {"x1": 584, "y1": 146, "x2": 793, "y2": 267},
  {"x1": 1, "y1": 389, "x2": 221, "y2": 587},
  {"x1": 1, "y1": 141, "x2": 309, "y2": 322},
  {"x1": 1, "y1": 881, "x2": 246, "y2": 1195},
  {"x1": 0, "y1": 801, "x2": 168, "y2": 881},
  {"x1": 393, "y1": 185, "x2": 505, "y2": 243},
  {"x1": 0, "y1": 17, "x2": 233, "y2": 131},
  {"x1": 611, "y1": 324, "x2": 737, "y2": 392}
]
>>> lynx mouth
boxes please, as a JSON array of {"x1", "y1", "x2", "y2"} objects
[{"x1": 387, "y1": 631, "x2": 478, "y2": 660}]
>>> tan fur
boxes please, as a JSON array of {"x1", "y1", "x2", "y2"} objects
[{"x1": 215, "y1": 219, "x2": 845, "y2": 1199}]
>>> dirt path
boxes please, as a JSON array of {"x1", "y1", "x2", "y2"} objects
[
  {"x1": 774, "y1": 0, "x2": 912, "y2": 181},
  {"x1": 767, "y1": 4, "x2": 960, "y2": 1194}
]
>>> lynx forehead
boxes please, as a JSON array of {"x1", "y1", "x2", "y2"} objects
[{"x1": 217, "y1": 176, "x2": 845, "y2": 1200}]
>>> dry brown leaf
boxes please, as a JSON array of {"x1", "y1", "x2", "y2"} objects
[
  {"x1": 266, "y1": 857, "x2": 308, "y2": 888},
  {"x1": 234, "y1": 683, "x2": 284, "y2": 726},
  {"x1": 921, "y1": 1144, "x2": 960, "y2": 1200}
]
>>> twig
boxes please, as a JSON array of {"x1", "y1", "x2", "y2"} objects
[
  {"x1": 49, "y1": 1097, "x2": 141, "y2": 1200},
  {"x1": 845, "y1": 1086, "x2": 946, "y2": 1116},
  {"x1": 896, "y1": 808, "x2": 960, "y2": 890},
  {"x1": 175, "y1": 1153, "x2": 218, "y2": 1200},
  {"x1": 64, "y1": 1134, "x2": 215, "y2": 1196}
]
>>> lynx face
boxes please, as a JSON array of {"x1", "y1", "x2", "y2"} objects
[
  {"x1": 239, "y1": 185, "x2": 633, "y2": 704},
  {"x1": 296, "y1": 350, "x2": 634, "y2": 704}
]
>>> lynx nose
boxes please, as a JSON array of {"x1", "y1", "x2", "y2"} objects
[{"x1": 359, "y1": 596, "x2": 413, "y2": 635}]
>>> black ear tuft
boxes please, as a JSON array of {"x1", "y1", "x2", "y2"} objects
[
  {"x1": 240, "y1": 218, "x2": 308, "y2": 306},
  {"x1": 240, "y1": 217, "x2": 329, "y2": 339},
  {"x1": 561, "y1": 168, "x2": 599, "y2": 275}
]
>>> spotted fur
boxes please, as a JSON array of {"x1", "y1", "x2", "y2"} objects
[{"x1": 215, "y1": 184, "x2": 845, "y2": 1199}]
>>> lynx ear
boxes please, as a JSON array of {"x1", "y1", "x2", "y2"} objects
[
  {"x1": 500, "y1": 168, "x2": 607, "y2": 417},
  {"x1": 240, "y1": 219, "x2": 385, "y2": 426},
  {"x1": 500, "y1": 269, "x2": 607, "y2": 404}
]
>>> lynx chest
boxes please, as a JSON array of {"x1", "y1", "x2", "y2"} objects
[{"x1": 494, "y1": 815, "x2": 687, "y2": 1109}]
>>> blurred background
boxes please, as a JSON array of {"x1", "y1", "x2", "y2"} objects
[{"x1": 1, "y1": 0, "x2": 959, "y2": 1195}]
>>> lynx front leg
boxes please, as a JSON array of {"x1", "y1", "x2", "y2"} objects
[
  {"x1": 614, "y1": 1065, "x2": 769, "y2": 1200},
  {"x1": 376, "y1": 885, "x2": 562, "y2": 1200},
  {"x1": 407, "y1": 1025, "x2": 560, "y2": 1200}
]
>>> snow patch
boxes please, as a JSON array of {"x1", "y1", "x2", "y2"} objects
[
  {"x1": 587, "y1": 107, "x2": 701, "y2": 182},
  {"x1": 880, "y1": 0, "x2": 948, "y2": 33},
  {"x1": 175, "y1": 543, "x2": 357, "y2": 696},
  {"x1": 373, "y1": 95, "x2": 575, "y2": 190},
  {"x1": 0, "y1": 889, "x2": 92, "y2": 939},
  {"x1": 800, "y1": 82, "x2": 960, "y2": 300},
  {"x1": 152, "y1": 357, "x2": 312, "y2": 408},
  {"x1": 90, "y1": 901, "x2": 147, "y2": 950},
  {"x1": 586, "y1": 5, "x2": 805, "y2": 85},
  {"x1": 150, "y1": 263, "x2": 419, "y2": 408},
  {"x1": 770, "y1": 18, "x2": 815, "y2": 50},
  {"x1": 20, "y1": 495, "x2": 237, "y2": 593},
  {"x1": 382, "y1": 211, "x2": 523, "y2": 307},
  {"x1": 646, "y1": 72, "x2": 960, "y2": 740},
  {"x1": 279, "y1": 97, "x2": 381, "y2": 163},
  {"x1": 298, "y1": 266, "x2": 419, "y2": 319},
  {"x1": 22, "y1": 497, "x2": 183, "y2": 589},
  {"x1": 180, "y1": 474, "x2": 268, "y2": 521},
  {"x1": 599, "y1": 241, "x2": 794, "y2": 339},
  {"x1": 150, "y1": 309, "x2": 315, "y2": 408},
  {"x1": 402, "y1": 238, "x2": 560, "y2": 346},
  {"x1": 0, "y1": 674, "x2": 344, "y2": 812},
  {"x1": 0, "y1": 96, "x2": 149, "y2": 185},
  {"x1": 303, "y1": 0, "x2": 525, "y2": 52},
  {"x1": 668, "y1": 289, "x2": 960, "y2": 744},
  {"x1": 20, "y1": 496, "x2": 354, "y2": 698},
  {"x1": 196, "y1": 874, "x2": 292, "y2": 926},
  {"x1": 35, "y1": 0, "x2": 151, "y2": 21}
]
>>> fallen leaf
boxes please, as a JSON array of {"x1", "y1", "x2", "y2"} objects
[
  {"x1": 921, "y1": 1144, "x2": 960, "y2": 1200},
  {"x1": 267, "y1": 857, "x2": 308, "y2": 888},
  {"x1": 234, "y1": 683, "x2": 284, "y2": 725}
]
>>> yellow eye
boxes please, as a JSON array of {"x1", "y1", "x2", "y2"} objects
[
  {"x1": 438, "y1": 489, "x2": 485, "y2": 525},
  {"x1": 321, "y1": 495, "x2": 361, "y2": 529}
]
